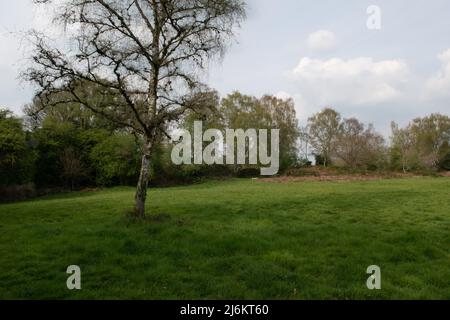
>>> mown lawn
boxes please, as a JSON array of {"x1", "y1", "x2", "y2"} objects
[{"x1": 0, "y1": 178, "x2": 449, "y2": 300}]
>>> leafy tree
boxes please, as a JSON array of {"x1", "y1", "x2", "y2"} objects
[
  {"x1": 390, "y1": 114, "x2": 450, "y2": 171},
  {"x1": 176, "y1": 91, "x2": 229, "y2": 178},
  {"x1": 218, "y1": 92, "x2": 299, "y2": 173},
  {"x1": 90, "y1": 134, "x2": 141, "y2": 186},
  {"x1": 60, "y1": 147, "x2": 89, "y2": 190},
  {"x1": 31, "y1": 119, "x2": 81, "y2": 188},
  {"x1": 0, "y1": 109, "x2": 35, "y2": 186},
  {"x1": 335, "y1": 118, "x2": 365, "y2": 168},
  {"x1": 439, "y1": 141, "x2": 450, "y2": 170},
  {"x1": 308, "y1": 108, "x2": 342, "y2": 167},
  {"x1": 24, "y1": 0, "x2": 246, "y2": 218},
  {"x1": 260, "y1": 95, "x2": 300, "y2": 170},
  {"x1": 298, "y1": 125, "x2": 312, "y2": 166},
  {"x1": 178, "y1": 92, "x2": 300, "y2": 175},
  {"x1": 410, "y1": 114, "x2": 450, "y2": 170},
  {"x1": 220, "y1": 92, "x2": 270, "y2": 173},
  {"x1": 390, "y1": 122, "x2": 417, "y2": 172},
  {"x1": 335, "y1": 118, "x2": 386, "y2": 169},
  {"x1": 24, "y1": 93, "x2": 119, "y2": 132}
]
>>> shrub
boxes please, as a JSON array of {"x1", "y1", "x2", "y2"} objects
[
  {"x1": 0, "y1": 109, "x2": 36, "y2": 186},
  {"x1": 236, "y1": 167, "x2": 261, "y2": 178},
  {"x1": 0, "y1": 183, "x2": 37, "y2": 203},
  {"x1": 90, "y1": 134, "x2": 141, "y2": 186}
]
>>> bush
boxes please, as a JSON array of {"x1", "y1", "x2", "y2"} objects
[
  {"x1": 90, "y1": 134, "x2": 141, "y2": 186},
  {"x1": 440, "y1": 156, "x2": 450, "y2": 171},
  {"x1": 0, "y1": 183, "x2": 37, "y2": 203},
  {"x1": 236, "y1": 167, "x2": 261, "y2": 178},
  {"x1": 0, "y1": 110, "x2": 36, "y2": 186}
]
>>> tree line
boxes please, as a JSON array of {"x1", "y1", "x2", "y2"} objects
[
  {"x1": 2, "y1": 96, "x2": 449, "y2": 202},
  {"x1": 0, "y1": 91, "x2": 300, "y2": 201},
  {"x1": 301, "y1": 108, "x2": 450, "y2": 172}
]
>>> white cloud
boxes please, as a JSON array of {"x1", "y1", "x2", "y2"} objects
[
  {"x1": 289, "y1": 57, "x2": 410, "y2": 108},
  {"x1": 307, "y1": 30, "x2": 337, "y2": 52},
  {"x1": 424, "y1": 49, "x2": 450, "y2": 100}
]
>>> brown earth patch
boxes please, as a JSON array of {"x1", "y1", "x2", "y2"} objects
[{"x1": 258, "y1": 172, "x2": 416, "y2": 183}]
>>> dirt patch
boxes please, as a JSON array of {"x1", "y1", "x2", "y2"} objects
[{"x1": 259, "y1": 173, "x2": 415, "y2": 183}]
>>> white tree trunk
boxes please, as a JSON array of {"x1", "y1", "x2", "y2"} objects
[{"x1": 134, "y1": 140, "x2": 152, "y2": 218}]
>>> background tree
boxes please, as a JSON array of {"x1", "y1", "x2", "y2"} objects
[
  {"x1": 439, "y1": 141, "x2": 450, "y2": 170},
  {"x1": 24, "y1": 0, "x2": 246, "y2": 217},
  {"x1": 90, "y1": 133, "x2": 141, "y2": 186},
  {"x1": 307, "y1": 108, "x2": 341, "y2": 167},
  {"x1": 390, "y1": 114, "x2": 450, "y2": 172},
  {"x1": 335, "y1": 118, "x2": 366, "y2": 168},
  {"x1": 60, "y1": 147, "x2": 89, "y2": 190},
  {"x1": 29, "y1": 116, "x2": 91, "y2": 188},
  {"x1": 390, "y1": 122, "x2": 417, "y2": 173},
  {"x1": 24, "y1": 90, "x2": 120, "y2": 132},
  {"x1": 410, "y1": 114, "x2": 450, "y2": 170},
  {"x1": 335, "y1": 118, "x2": 387, "y2": 169},
  {"x1": 260, "y1": 95, "x2": 300, "y2": 170},
  {"x1": 218, "y1": 92, "x2": 299, "y2": 173},
  {"x1": 178, "y1": 92, "x2": 300, "y2": 175},
  {"x1": 0, "y1": 109, "x2": 35, "y2": 187},
  {"x1": 362, "y1": 124, "x2": 388, "y2": 170},
  {"x1": 298, "y1": 125, "x2": 311, "y2": 166}
]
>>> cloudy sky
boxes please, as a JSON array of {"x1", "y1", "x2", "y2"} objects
[{"x1": 1, "y1": 0, "x2": 450, "y2": 135}]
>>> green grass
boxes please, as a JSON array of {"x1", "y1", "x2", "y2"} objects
[{"x1": 1, "y1": 178, "x2": 450, "y2": 300}]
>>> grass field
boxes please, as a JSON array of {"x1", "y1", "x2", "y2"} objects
[{"x1": 0, "y1": 178, "x2": 449, "y2": 300}]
